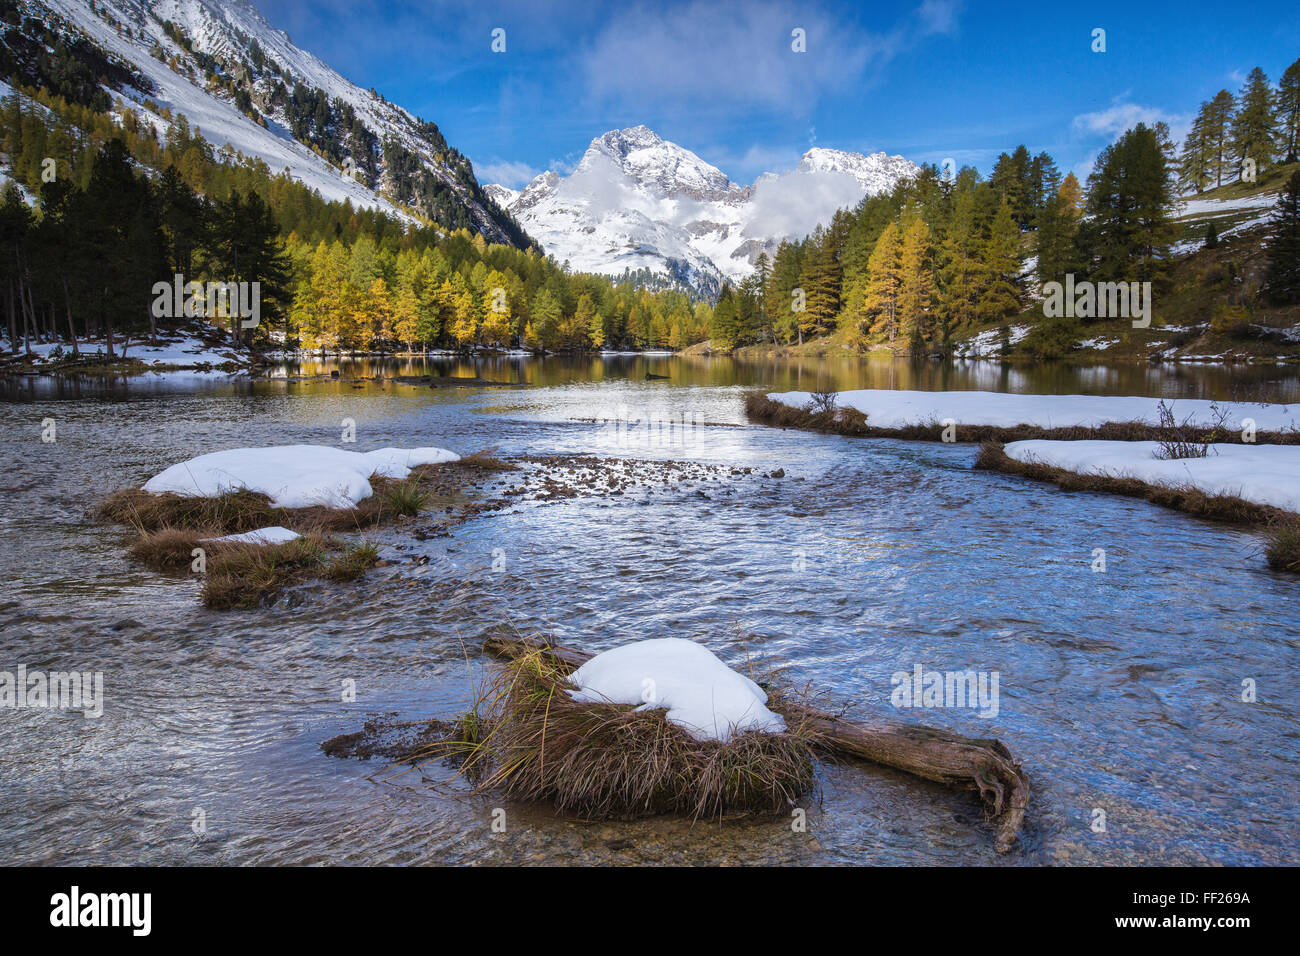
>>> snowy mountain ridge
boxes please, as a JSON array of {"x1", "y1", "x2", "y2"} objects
[
  {"x1": 795, "y1": 146, "x2": 920, "y2": 194},
  {"x1": 25, "y1": 0, "x2": 527, "y2": 245},
  {"x1": 490, "y1": 126, "x2": 918, "y2": 296}
]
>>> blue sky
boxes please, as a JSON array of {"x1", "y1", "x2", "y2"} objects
[{"x1": 258, "y1": 0, "x2": 1300, "y2": 188}]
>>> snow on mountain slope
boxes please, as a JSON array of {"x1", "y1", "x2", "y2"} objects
[
  {"x1": 590, "y1": 125, "x2": 739, "y2": 201},
  {"x1": 1168, "y1": 187, "x2": 1283, "y2": 254},
  {"x1": 31, "y1": 0, "x2": 524, "y2": 244},
  {"x1": 797, "y1": 146, "x2": 919, "y2": 195},
  {"x1": 40, "y1": 0, "x2": 396, "y2": 212},
  {"x1": 482, "y1": 183, "x2": 520, "y2": 207},
  {"x1": 491, "y1": 126, "x2": 918, "y2": 295}
]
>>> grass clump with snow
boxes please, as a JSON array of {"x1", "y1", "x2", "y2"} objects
[
  {"x1": 1152, "y1": 399, "x2": 1222, "y2": 460},
  {"x1": 99, "y1": 444, "x2": 514, "y2": 609},
  {"x1": 427, "y1": 639, "x2": 821, "y2": 820},
  {"x1": 122, "y1": 524, "x2": 354, "y2": 609}
]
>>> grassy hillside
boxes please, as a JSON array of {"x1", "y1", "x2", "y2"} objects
[{"x1": 1169, "y1": 161, "x2": 1299, "y2": 245}]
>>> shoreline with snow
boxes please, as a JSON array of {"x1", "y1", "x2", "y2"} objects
[
  {"x1": 2, "y1": 327, "x2": 260, "y2": 375},
  {"x1": 750, "y1": 388, "x2": 1300, "y2": 444},
  {"x1": 1000, "y1": 440, "x2": 1300, "y2": 515}
]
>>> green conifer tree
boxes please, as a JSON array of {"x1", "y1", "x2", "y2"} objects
[{"x1": 1263, "y1": 170, "x2": 1300, "y2": 305}]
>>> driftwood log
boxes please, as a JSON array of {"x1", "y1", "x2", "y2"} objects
[{"x1": 482, "y1": 634, "x2": 1030, "y2": 854}]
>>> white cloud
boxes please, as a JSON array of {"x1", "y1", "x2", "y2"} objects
[
  {"x1": 1071, "y1": 150, "x2": 1101, "y2": 183},
  {"x1": 1072, "y1": 102, "x2": 1167, "y2": 137},
  {"x1": 547, "y1": 154, "x2": 581, "y2": 176},
  {"x1": 743, "y1": 168, "x2": 871, "y2": 239},
  {"x1": 1066, "y1": 98, "x2": 1193, "y2": 180},
  {"x1": 1072, "y1": 100, "x2": 1191, "y2": 149},
  {"x1": 702, "y1": 142, "x2": 805, "y2": 182},
  {"x1": 578, "y1": 0, "x2": 951, "y2": 114},
  {"x1": 476, "y1": 159, "x2": 541, "y2": 187},
  {"x1": 916, "y1": 0, "x2": 961, "y2": 36},
  {"x1": 911, "y1": 147, "x2": 1003, "y2": 169}
]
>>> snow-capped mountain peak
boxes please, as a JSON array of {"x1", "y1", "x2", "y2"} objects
[
  {"x1": 490, "y1": 127, "x2": 918, "y2": 296},
  {"x1": 582, "y1": 126, "x2": 741, "y2": 201}
]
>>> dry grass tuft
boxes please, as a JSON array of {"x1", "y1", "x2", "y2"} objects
[
  {"x1": 127, "y1": 526, "x2": 220, "y2": 570},
  {"x1": 323, "y1": 542, "x2": 380, "y2": 582},
  {"x1": 99, "y1": 487, "x2": 282, "y2": 534},
  {"x1": 200, "y1": 533, "x2": 335, "y2": 610},
  {"x1": 99, "y1": 447, "x2": 519, "y2": 609},
  {"x1": 1266, "y1": 520, "x2": 1300, "y2": 573},
  {"x1": 448, "y1": 448, "x2": 519, "y2": 472}
]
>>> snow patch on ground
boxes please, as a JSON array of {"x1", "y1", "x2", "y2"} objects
[
  {"x1": 1169, "y1": 191, "x2": 1280, "y2": 253},
  {"x1": 1076, "y1": 337, "x2": 1119, "y2": 351},
  {"x1": 202, "y1": 526, "x2": 301, "y2": 545},
  {"x1": 15, "y1": 332, "x2": 250, "y2": 369},
  {"x1": 1175, "y1": 191, "x2": 1280, "y2": 218},
  {"x1": 768, "y1": 388, "x2": 1300, "y2": 433},
  {"x1": 1003, "y1": 440, "x2": 1300, "y2": 513},
  {"x1": 567, "y1": 638, "x2": 786, "y2": 743},
  {"x1": 143, "y1": 445, "x2": 459, "y2": 508},
  {"x1": 1171, "y1": 208, "x2": 1277, "y2": 254},
  {"x1": 952, "y1": 324, "x2": 1030, "y2": 358}
]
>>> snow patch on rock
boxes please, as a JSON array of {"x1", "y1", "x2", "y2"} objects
[{"x1": 202, "y1": 526, "x2": 301, "y2": 545}]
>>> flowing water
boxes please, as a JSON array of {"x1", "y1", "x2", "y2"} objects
[{"x1": 1, "y1": 354, "x2": 1298, "y2": 865}]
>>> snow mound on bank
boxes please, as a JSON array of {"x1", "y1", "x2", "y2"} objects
[
  {"x1": 567, "y1": 638, "x2": 786, "y2": 743},
  {"x1": 362, "y1": 447, "x2": 462, "y2": 476},
  {"x1": 201, "y1": 526, "x2": 301, "y2": 546},
  {"x1": 769, "y1": 389, "x2": 1300, "y2": 434},
  {"x1": 143, "y1": 445, "x2": 460, "y2": 508},
  {"x1": 1003, "y1": 440, "x2": 1300, "y2": 513}
]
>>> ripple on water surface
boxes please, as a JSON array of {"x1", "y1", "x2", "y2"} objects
[{"x1": 1, "y1": 357, "x2": 1297, "y2": 864}]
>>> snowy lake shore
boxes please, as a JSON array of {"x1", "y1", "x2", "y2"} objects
[
  {"x1": 765, "y1": 388, "x2": 1299, "y2": 435},
  {"x1": 1001, "y1": 440, "x2": 1300, "y2": 515},
  {"x1": 2, "y1": 329, "x2": 256, "y2": 374}
]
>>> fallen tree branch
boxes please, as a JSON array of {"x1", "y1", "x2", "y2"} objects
[{"x1": 482, "y1": 634, "x2": 1030, "y2": 854}]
